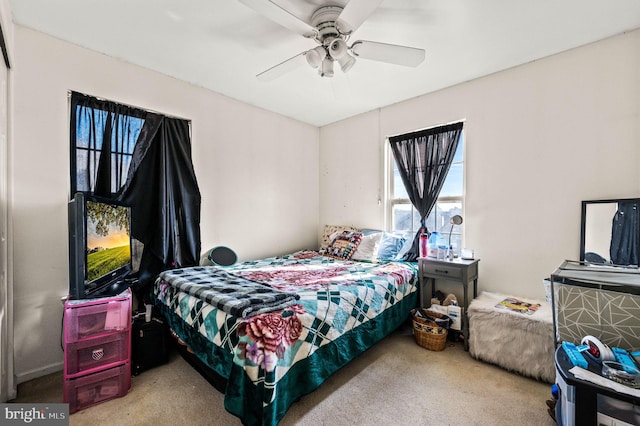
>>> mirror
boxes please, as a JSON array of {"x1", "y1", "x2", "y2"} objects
[{"x1": 580, "y1": 198, "x2": 640, "y2": 266}]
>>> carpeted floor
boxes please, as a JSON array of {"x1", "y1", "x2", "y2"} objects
[{"x1": 11, "y1": 323, "x2": 556, "y2": 425}]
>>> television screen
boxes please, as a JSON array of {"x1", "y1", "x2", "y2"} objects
[
  {"x1": 69, "y1": 193, "x2": 133, "y2": 299},
  {"x1": 85, "y1": 199, "x2": 132, "y2": 291}
]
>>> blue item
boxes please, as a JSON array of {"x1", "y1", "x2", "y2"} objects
[
  {"x1": 435, "y1": 232, "x2": 448, "y2": 259},
  {"x1": 551, "y1": 383, "x2": 558, "y2": 399},
  {"x1": 377, "y1": 233, "x2": 406, "y2": 260},
  {"x1": 427, "y1": 232, "x2": 438, "y2": 246},
  {"x1": 612, "y1": 347, "x2": 640, "y2": 373},
  {"x1": 562, "y1": 341, "x2": 589, "y2": 369},
  {"x1": 427, "y1": 232, "x2": 439, "y2": 257}
]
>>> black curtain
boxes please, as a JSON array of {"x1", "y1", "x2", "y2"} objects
[
  {"x1": 389, "y1": 122, "x2": 463, "y2": 261},
  {"x1": 115, "y1": 114, "x2": 201, "y2": 299},
  {"x1": 70, "y1": 92, "x2": 201, "y2": 302},
  {"x1": 610, "y1": 201, "x2": 639, "y2": 266}
]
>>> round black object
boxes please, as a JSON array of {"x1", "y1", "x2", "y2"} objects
[{"x1": 208, "y1": 246, "x2": 237, "y2": 266}]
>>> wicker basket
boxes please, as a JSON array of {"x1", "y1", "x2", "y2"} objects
[{"x1": 411, "y1": 309, "x2": 448, "y2": 351}]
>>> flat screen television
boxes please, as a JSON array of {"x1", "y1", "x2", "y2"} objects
[{"x1": 68, "y1": 192, "x2": 133, "y2": 299}]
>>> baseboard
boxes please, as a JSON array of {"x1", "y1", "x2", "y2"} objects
[{"x1": 15, "y1": 361, "x2": 63, "y2": 385}]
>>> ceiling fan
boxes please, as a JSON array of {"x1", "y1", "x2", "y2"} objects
[{"x1": 238, "y1": 0, "x2": 426, "y2": 81}]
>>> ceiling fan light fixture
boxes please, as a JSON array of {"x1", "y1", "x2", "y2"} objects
[
  {"x1": 328, "y1": 38, "x2": 348, "y2": 60},
  {"x1": 246, "y1": 1, "x2": 423, "y2": 81},
  {"x1": 305, "y1": 45, "x2": 327, "y2": 68},
  {"x1": 338, "y1": 53, "x2": 356, "y2": 73},
  {"x1": 319, "y1": 57, "x2": 334, "y2": 77}
]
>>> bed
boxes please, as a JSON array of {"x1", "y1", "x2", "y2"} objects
[{"x1": 152, "y1": 245, "x2": 418, "y2": 426}]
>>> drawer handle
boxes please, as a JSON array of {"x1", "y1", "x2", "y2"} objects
[
  {"x1": 92, "y1": 348, "x2": 104, "y2": 361},
  {"x1": 434, "y1": 269, "x2": 449, "y2": 274}
]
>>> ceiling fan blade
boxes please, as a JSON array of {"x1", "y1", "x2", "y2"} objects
[
  {"x1": 336, "y1": 0, "x2": 385, "y2": 34},
  {"x1": 238, "y1": 0, "x2": 317, "y2": 38},
  {"x1": 351, "y1": 40, "x2": 425, "y2": 67},
  {"x1": 257, "y1": 52, "x2": 308, "y2": 81}
]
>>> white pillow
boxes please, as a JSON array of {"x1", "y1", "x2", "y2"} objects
[{"x1": 351, "y1": 232, "x2": 383, "y2": 262}]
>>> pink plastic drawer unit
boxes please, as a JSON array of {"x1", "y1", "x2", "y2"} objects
[
  {"x1": 65, "y1": 332, "x2": 129, "y2": 377},
  {"x1": 64, "y1": 363, "x2": 131, "y2": 414},
  {"x1": 63, "y1": 290, "x2": 132, "y2": 412},
  {"x1": 64, "y1": 295, "x2": 131, "y2": 341}
]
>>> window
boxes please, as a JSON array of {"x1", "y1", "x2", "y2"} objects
[
  {"x1": 387, "y1": 131, "x2": 464, "y2": 253},
  {"x1": 70, "y1": 92, "x2": 145, "y2": 196}
]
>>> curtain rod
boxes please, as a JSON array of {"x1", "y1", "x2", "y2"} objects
[
  {"x1": 387, "y1": 119, "x2": 466, "y2": 141},
  {"x1": 67, "y1": 90, "x2": 190, "y2": 122}
]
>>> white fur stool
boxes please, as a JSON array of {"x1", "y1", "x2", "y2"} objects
[{"x1": 468, "y1": 291, "x2": 555, "y2": 383}]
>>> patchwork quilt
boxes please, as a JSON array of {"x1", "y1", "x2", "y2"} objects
[{"x1": 154, "y1": 250, "x2": 418, "y2": 426}]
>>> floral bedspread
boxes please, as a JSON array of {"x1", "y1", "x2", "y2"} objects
[{"x1": 154, "y1": 250, "x2": 418, "y2": 425}]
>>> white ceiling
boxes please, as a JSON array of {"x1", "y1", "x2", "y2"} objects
[{"x1": 9, "y1": 0, "x2": 640, "y2": 127}]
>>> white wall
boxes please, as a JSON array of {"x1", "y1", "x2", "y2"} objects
[
  {"x1": 11, "y1": 26, "x2": 319, "y2": 382},
  {"x1": 320, "y1": 30, "x2": 640, "y2": 301}
]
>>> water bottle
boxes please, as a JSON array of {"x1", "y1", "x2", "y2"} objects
[
  {"x1": 419, "y1": 230, "x2": 429, "y2": 258},
  {"x1": 427, "y1": 232, "x2": 439, "y2": 258}
]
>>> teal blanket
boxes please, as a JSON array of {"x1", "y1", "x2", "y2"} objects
[{"x1": 154, "y1": 251, "x2": 418, "y2": 425}]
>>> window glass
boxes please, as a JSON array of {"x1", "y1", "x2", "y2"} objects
[{"x1": 72, "y1": 102, "x2": 143, "y2": 195}]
